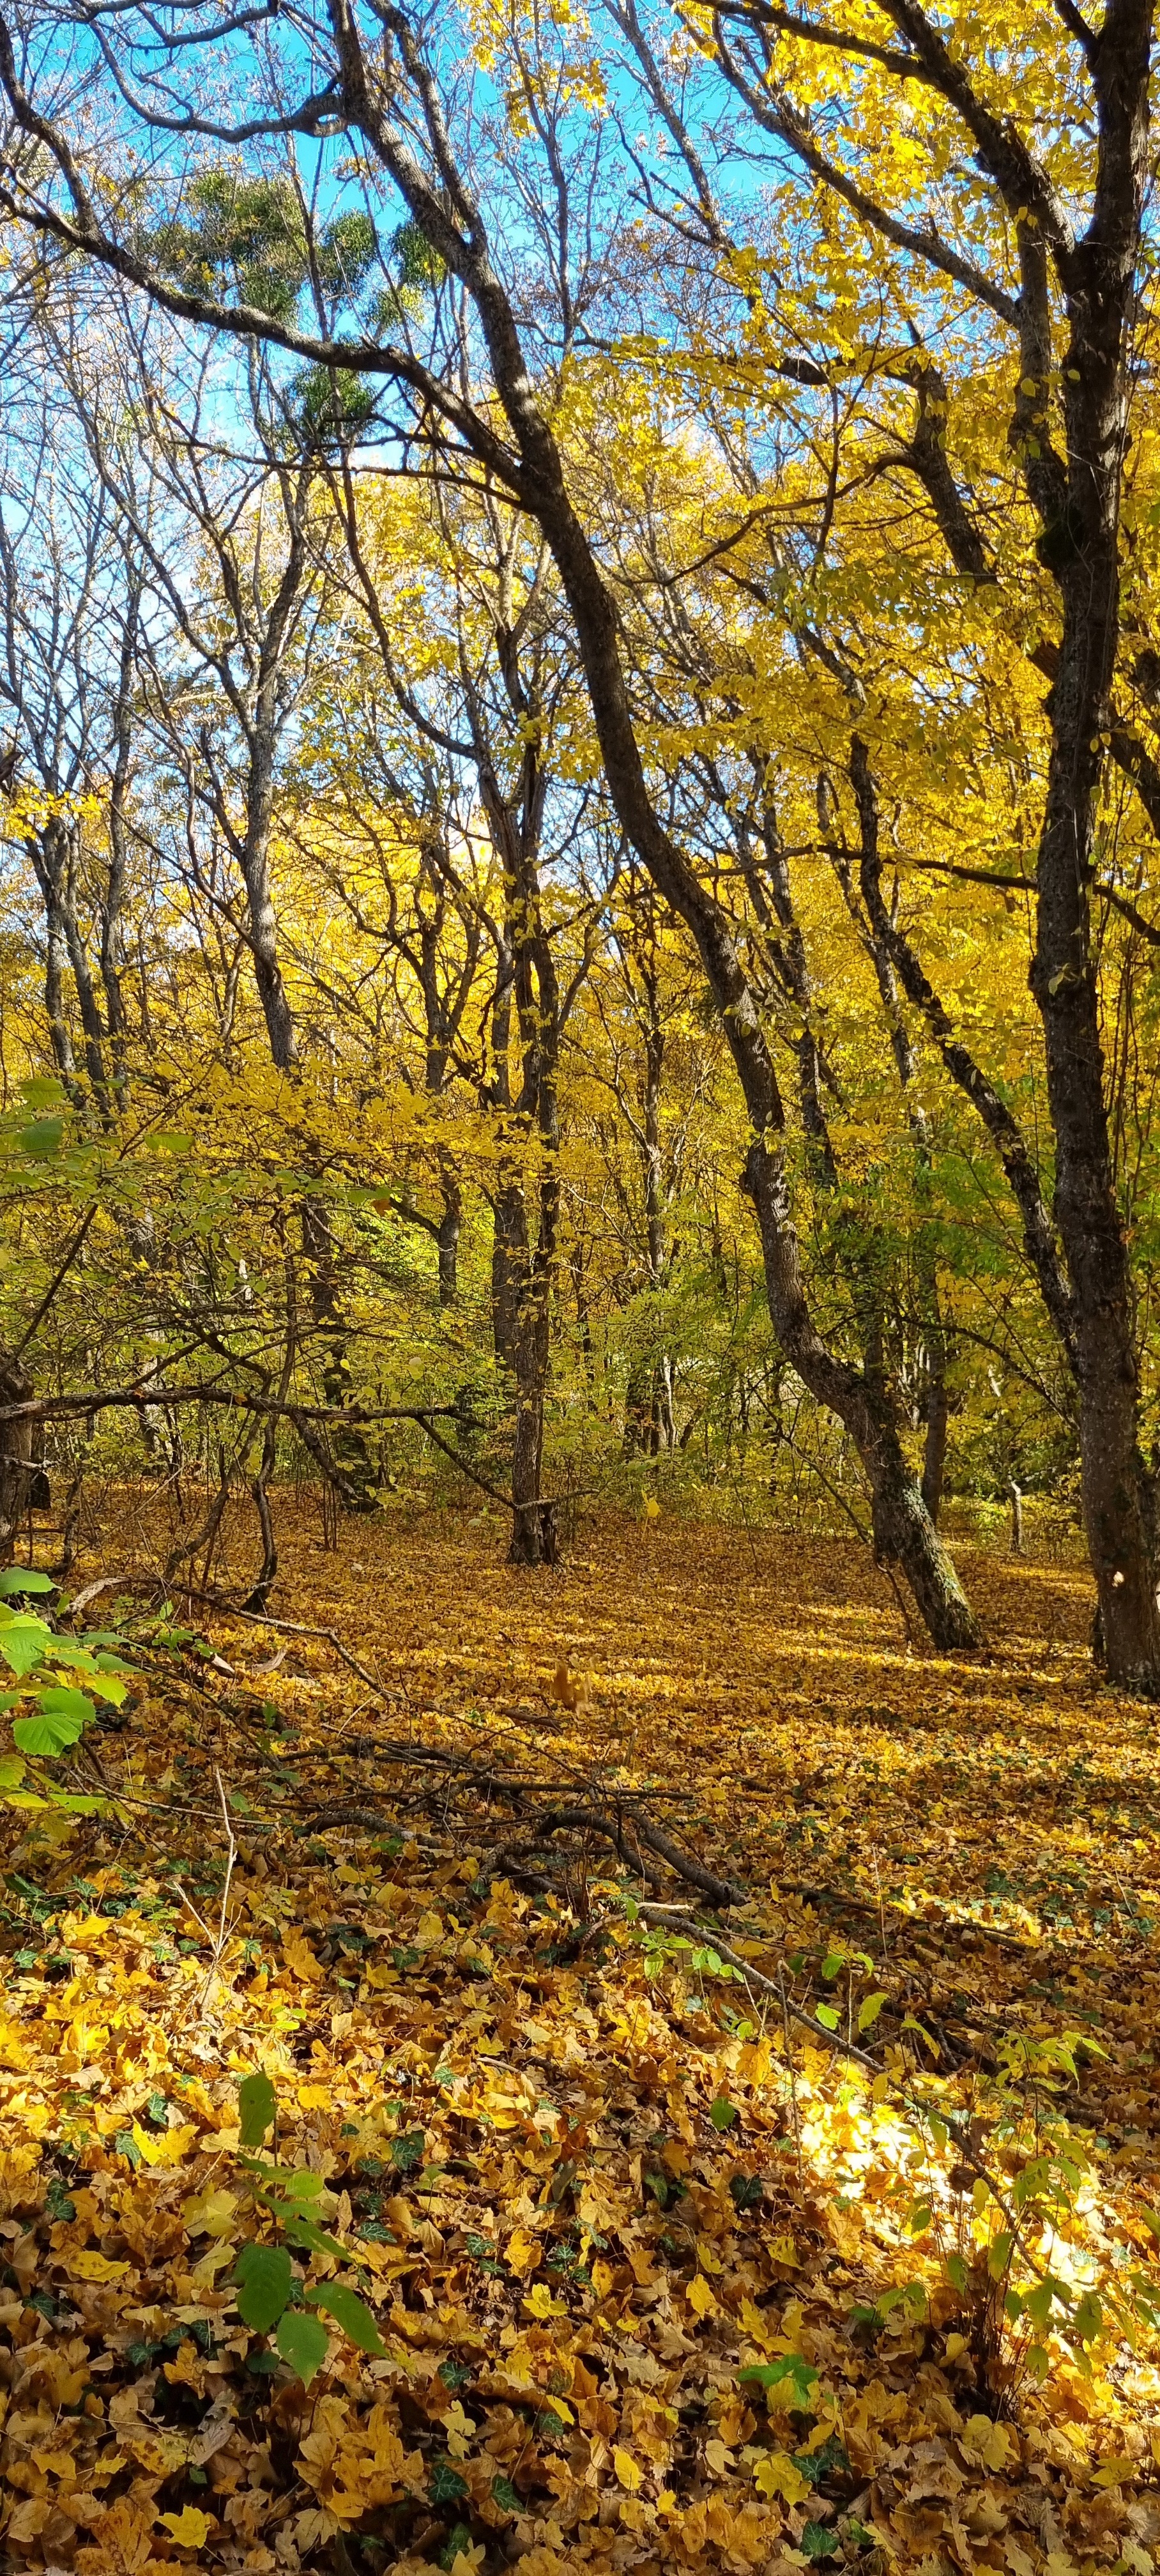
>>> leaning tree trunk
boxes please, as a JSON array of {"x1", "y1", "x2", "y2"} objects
[
  {"x1": 453, "y1": 320, "x2": 980, "y2": 1647},
  {"x1": 744, "y1": 1139, "x2": 978, "y2": 1647}
]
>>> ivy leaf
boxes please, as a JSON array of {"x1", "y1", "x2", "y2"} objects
[
  {"x1": 430, "y1": 2457, "x2": 469, "y2": 2504},
  {"x1": 801, "y1": 2523, "x2": 842, "y2": 2560}
]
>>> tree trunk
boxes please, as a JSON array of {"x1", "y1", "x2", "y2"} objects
[
  {"x1": 436, "y1": 1180, "x2": 461, "y2": 1307},
  {"x1": 491, "y1": 1186, "x2": 523, "y2": 1372},
  {"x1": 744, "y1": 1138, "x2": 978, "y2": 1647},
  {"x1": 0, "y1": 1347, "x2": 34, "y2": 1565},
  {"x1": 921, "y1": 1362, "x2": 949, "y2": 1526},
  {"x1": 1028, "y1": 9, "x2": 1160, "y2": 1690},
  {"x1": 300, "y1": 1197, "x2": 378, "y2": 1513},
  {"x1": 448, "y1": 283, "x2": 979, "y2": 1646},
  {"x1": 508, "y1": 1285, "x2": 556, "y2": 1567}
]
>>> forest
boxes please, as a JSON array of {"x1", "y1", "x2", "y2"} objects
[{"x1": 0, "y1": 3, "x2": 1157, "y2": 2573}]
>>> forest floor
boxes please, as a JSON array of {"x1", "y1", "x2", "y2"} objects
[{"x1": 1, "y1": 1504, "x2": 1159, "y2": 2576}]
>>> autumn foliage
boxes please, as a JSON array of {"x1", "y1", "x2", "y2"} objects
[{"x1": 0, "y1": 1510, "x2": 1157, "y2": 2574}]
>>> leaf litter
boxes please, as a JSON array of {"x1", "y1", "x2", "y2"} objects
[{"x1": 0, "y1": 1505, "x2": 1158, "y2": 2576}]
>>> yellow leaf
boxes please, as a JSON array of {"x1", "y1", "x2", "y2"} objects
[
  {"x1": 191, "y1": 2239, "x2": 236, "y2": 2287},
  {"x1": 282, "y1": 1929, "x2": 324, "y2": 1982},
  {"x1": 1092, "y1": 2457, "x2": 1134, "y2": 2488},
  {"x1": 754, "y1": 2449, "x2": 811, "y2": 2505},
  {"x1": 158, "y1": 2506, "x2": 211, "y2": 2547},
  {"x1": 524, "y1": 2280, "x2": 567, "y2": 2319},
  {"x1": 963, "y1": 2414, "x2": 1012, "y2": 2473},
  {"x1": 68, "y1": 2248, "x2": 130, "y2": 2282},
  {"x1": 687, "y1": 2271, "x2": 718, "y2": 2319},
  {"x1": 505, "y1": 2225, "x2": 541, "y2": 2278},
  {"x1": 138, "y1": 2120, "x2": 198, "y2": 2169},
  {"x1": 123, "y1": 2425, "x2": 190, "y2": 2476},
  {"x1": 614, "y1": 2445, "x2": 644, "y2": 2492},
  {"x1": 182, "y1": 2186, "x2": 238, "y2": 2239}
]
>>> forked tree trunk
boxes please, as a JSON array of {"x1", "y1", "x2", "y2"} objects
[{"x1": 744, "y1": 1140, "x2": 978, "y2": 1648}]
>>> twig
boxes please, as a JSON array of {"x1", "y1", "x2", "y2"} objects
[
  {"x1": 11, "y1": 1206, "x2": 97, "y2": 1361},
  {"x1": 779, "y1": 1965, "x2": 803, "y2": 2178},
  {"x1": 211, "y1": 1604, "x2": 390, "y2": 1698},
  {"x1": 201, "y1": 1767, "x2": 238, "y2": 2009}
]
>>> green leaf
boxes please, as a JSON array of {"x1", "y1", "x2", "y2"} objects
[
  {"x1": 430, "y1": 2457, "x2": 468, "y2": 2505},
  {"x1": 857, "y1": 1991, "x2": 887, "y2": 2032},
  {"x1": 0, "y1": 1616, "x2": 52, "y2": 1676},
  {"x1": 18, "y1": 1116, "x2": 65, "y2": 1158},
  {"x1": 0, "y1": 1753, "x2": 25, "y2": 1790},
  {"x1": 234, "y1": 2242, "x2": 293, "y2": 2332},
  {"x1": 710, "y1": 2096, "x2": 738, "y2": 2130},
  {"x1": 491, "y1": 2474, "x2": 523, "y2": 2515},
  {"x1": 739, "y1": 2354, "x2": 819, "y2": 2407},
  {"x1": 238, "y1": 2069, "x2": 277, "y2": 2149},
  {"x1": 305, "y1": 2279, "x2": 385, "y2": 2355},
  {"x1": 13, "y1": 1703, "x2": 89, "y2": 1756},
  {"x1": 390, "y1": 2128, "x2": 426, "y2": 2172},
  {"x1": 0, "y1": 1568, "x2": 54, "y2": 1596},
  {"x1": 814, "y1": 2002, "x2": 839, "y2": 2031},
  {"x1": 268, "y1": 2168, "x2": 324, "y2": 2205},
  {"x1": 19, "y1": 1077, "x2": 65, "y2": 1112},
  {"x1": 820, "y1": 1950, "x2": 846, "y2": 1981},
  {"x1": 275, "y1": 2307, "x2": 329, "y2": 2386},
  {"x1": 801, "y1": 2523, "x2": 841, "y2": 2560},
  {"x1": 281, "y1": 2213, "x2": 358, "y2": 2264}
]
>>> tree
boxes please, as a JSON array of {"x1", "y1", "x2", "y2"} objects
[{"x1": 0, "y1": 0, "x2": 982, "y2": 1646}]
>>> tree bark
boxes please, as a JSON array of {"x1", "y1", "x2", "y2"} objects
[
  {"x1": 0, "y1": 1347, "x2": 34, "y2": 1565},
  {"x1": 1026, "y1": 1, "x2": 1160, "y2": 1686}
]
